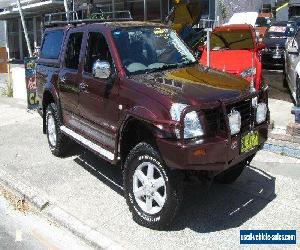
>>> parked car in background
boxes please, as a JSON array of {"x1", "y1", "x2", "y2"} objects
[
  {"x1": 227, "y1": 12, "x2": 258, "y2": 27},
  {"x1": 284, "y1": 28, "x2": 300, "y2": 105},
  {"x1": 199, "y1": 24, "x2": 265, "y2": 90},
  {"x1": 255, "y1": 13, "x2": 273, "y2": 41},
  {"x1": 289, "y1": 16, "x2": 300, "y2": 28},
  {"x1": 262, "y1": 21, "x2": 297, "y2": 69}
]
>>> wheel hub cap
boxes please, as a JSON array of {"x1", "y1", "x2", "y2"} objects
[
  {"x1": 47, "y1": 113, "x2": 57, "y2": 146},
  {"x1": 133, "y1": 162, "x2": 166, "y2": 214}
]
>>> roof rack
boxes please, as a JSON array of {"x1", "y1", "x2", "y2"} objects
[{"x1": 44, "y1": 11, "x2": 133, "y2": 27}]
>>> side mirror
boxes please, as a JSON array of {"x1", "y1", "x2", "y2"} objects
[
  {"x1": 198, "y1": 46, "x2": 205, "y2": 53},
  {"x1": 92, "y1": 60, "x2": 111, "y2": 79},
  {"x1": 257, "y1": 42, "x2": 266, "y2": 50},
  {"x1": 288, "y1": 46, "x2": 299, "y2": 55}
]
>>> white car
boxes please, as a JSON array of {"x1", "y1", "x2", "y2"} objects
[
  {"x1": 284, "y1": 28, "x2": 300, "y2": 105},
  {"x1": 226, "y1": 12, "x2": 258, "y2": 26}
]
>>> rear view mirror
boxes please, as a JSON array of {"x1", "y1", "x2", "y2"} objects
[
  {"x1": 93, "y1": 60, "x2": 111, "y2": 79},
  {"x1": 288, "y1": 46, "x2": 299, "y2": 55}
]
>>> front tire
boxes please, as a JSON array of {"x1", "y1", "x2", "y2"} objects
[
  {"x1": 46, "y1": 103, "x2": 70, "y2": 157},
  {"x1": 283, "y1": 69, "x2": 288, "y2": 88},
  {"x1": 123, "y1": 142, "x2": 183, "y2": 230}
]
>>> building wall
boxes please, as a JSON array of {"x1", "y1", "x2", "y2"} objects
[
  {"x1": 0, "y1": 21, "x2": 5, "y2": 47},
  {"x1": 221, "y1": 0, "x2": 263, "y2": 21}
]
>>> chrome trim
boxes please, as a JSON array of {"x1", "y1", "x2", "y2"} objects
[{"x1": 60, "y1": 126, "x2": 114, "y2": 161}]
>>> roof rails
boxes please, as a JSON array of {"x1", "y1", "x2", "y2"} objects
[{"x1": 44, "y1": 10, "x2": 133, "y2": 27}]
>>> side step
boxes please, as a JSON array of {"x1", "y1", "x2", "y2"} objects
[{"x1": 60, "y1": 126, "x2": 115, "y2": 161}]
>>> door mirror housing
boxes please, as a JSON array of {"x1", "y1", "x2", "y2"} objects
[
  {"x1": 198, "y1": 45, "x2": 205, "y2": 53},
  {"x1": 92, "y1": 60, "x2": 111, "y2": 79},
  {"x1": 288, "y1": 46, "x2": 299, "y2": 55}
]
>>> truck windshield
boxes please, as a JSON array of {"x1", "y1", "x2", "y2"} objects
[
  {"x1": 210, "y1": 30, "x2": 254, "y2": 50},
  {"x1": 112, "y1": 27, "x2": 196, "y2": 75}
]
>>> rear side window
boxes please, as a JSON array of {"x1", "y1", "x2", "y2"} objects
[
  {"x1": 65, "y1": 32, "x2": 83, "y2": 69},
  {"x1": 40, "y1": 30, "x2": 64, "y2": 59}
]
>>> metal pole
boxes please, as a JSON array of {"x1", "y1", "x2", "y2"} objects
[
  {"x1": 112, "y1": 0, "x2": 115, "y2": 18},
  {"x1": 160, "y1": 0, "x2": 163, "y2": 21},
  {"x1": 206, "y1": 28, "x2": 212, "y2": 68},
  {"x1": 144, "y1": 0, "x2": 147, "y2": 21},
  {"x1": 16, "y1": 0, "x2": 33, "y2": 57},
  {"x1": 64, "y1": 0, "x2": 69, "y2": 21}
]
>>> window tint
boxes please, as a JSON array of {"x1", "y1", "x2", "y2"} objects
[
  {"x1": 65, "y1": 32, "x2": 83, "y2": 69},
  {"x1": 84, "y1": 32, "x2": 112, "y2": 73},
  {"x1": 40, "y1": 30, "x2": 64, "y2": 59}
]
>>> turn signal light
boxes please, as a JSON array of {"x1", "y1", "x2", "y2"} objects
[{"x1": 193, "y1": 148, "x2": 206, "y2": 157}]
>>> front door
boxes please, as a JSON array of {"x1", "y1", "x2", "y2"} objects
[
  {"x1": 59, "y1": 31, "x2": 84, "y2": 127},
  {"x1": 79, "y1": 31, "x2": 119, "y2": 151}
]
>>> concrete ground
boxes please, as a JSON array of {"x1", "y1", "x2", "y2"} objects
[
  {"x1": 0, "y1": 188, "x2": 91, "y2": 250},
  {"x1": 0, "y1": 97, "x2": 299, "y2": 249},
  {"x1": 263, "y1": 69, "x2": 294, "y2": 129}
]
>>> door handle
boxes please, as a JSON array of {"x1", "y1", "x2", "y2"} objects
[{"x1": 79, "y1": 82, "x2": 88, "y2": 92}]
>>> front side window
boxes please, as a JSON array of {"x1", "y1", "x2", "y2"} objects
[
  {"x1": 210, "y1": 30, "x2": 254, "y2": 50},
  {"x1": 84, "y1": 32, "x2": 113, "y2": 73},
  {"x1": 40, "y1": 30, "x2": 64, "y2": 59},
  {"x1": 65, "y1": 32, "x2": 83, "y2": 69},
  {"x1": 112, "y1": 27, "x2": 196, "y2": 75}
]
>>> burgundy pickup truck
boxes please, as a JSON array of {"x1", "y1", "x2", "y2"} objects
[{"x1": 36, "y1": 21, "x2": 269, "y2": 229}]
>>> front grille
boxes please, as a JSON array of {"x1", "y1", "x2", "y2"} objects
[
  {"x1": 203, "y1": 99, "x2": 254, "y2": 136},
  {"x1": 269, "y1": 47, "x2": 285, "y2": 53},
  {"x1": 203, "y1": 109, "x2": 219, "y2": 136}
]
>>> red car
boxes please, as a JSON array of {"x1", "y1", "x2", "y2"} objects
[{"x1": 199, "y1": 24, "x2": 265, "y2": 90}]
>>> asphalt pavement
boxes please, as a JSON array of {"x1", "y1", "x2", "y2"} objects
[{"x1": 0, "y1": 96, "x2": 299, "y2": 249}]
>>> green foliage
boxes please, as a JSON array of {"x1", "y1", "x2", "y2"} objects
[{"x1": 218, "y1": 0, "x2": 228, "y2": 20}]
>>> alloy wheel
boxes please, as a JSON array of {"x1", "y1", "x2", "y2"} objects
[
  {"x1": 133, "y1": 162, "x2": 166, "y2": 214},
  {"x1": 47, "y1": 113, "x2": 57, "y2": 146}
]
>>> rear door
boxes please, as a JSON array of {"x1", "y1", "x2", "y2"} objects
[
  {"x1": 78, "y1": 29, "x2": 119, "y2": 151},
  {"x1": 58, "y1": 29, "x2": 84, "y2": 127}
]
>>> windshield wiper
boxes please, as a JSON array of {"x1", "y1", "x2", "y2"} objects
[
  {"x1": 144, "y1": 63, "x2": 181, "y2": 74},
  {"x1": 145, "y1": 61, "x2": 197, "y2": 74}
]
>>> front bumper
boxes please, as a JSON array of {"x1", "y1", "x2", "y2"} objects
[
  {"x1": 156, "y1": 123, "x2": 268, "y2": 172},
  {"x1": 262, "y1": 52, "x2": 284, "y2": 68}
]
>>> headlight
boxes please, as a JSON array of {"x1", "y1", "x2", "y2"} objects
[
  {"x1": 256, "y1": 103, "x2": 267, "y2": 124},
  {"x1": 240, "y1": 67, "x2": 256, "y2": 78},
  {"x1": 228, "y1": 109, "x2": 241, "y2": 135},
  {"x1": 170, "y1": 103, "x2": 204, "y2": 139}
]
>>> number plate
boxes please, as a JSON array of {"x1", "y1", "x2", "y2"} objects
[{"x1": 241, "y1": 131, "x2": 259, "y2": 153}]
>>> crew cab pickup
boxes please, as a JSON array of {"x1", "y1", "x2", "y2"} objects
[{"x1": 36, "y1": 21, "x2": 269, "y2": 230}]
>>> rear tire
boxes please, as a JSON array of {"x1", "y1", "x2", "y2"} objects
[
  {"x1": 123, "y1": 142, "x2": 183, "y2": 230},
  {"x1": 215, "y1": 161, "x2": 247, "y2": 184},
  {"x1": 46, "y1": 103, "x2": 70, "y2": 157},
  {"x1": 296, "y1": 77, "x2": 300, "y2": 106},
  {"x1": 283, "y1": 69, "x2": 288, "y2": 88}
]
